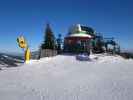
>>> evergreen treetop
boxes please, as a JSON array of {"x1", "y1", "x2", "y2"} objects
[{"x1": 41, "y1": 23, "x2": 56, "y2": 49}]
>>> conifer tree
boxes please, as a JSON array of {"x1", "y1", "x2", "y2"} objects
[{"x1": 41, "y1": 23, "x2": 56, "y2": 49}]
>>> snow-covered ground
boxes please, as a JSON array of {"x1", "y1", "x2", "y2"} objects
[{"x1": 0, "y1": 54, "x2": 133, "y2": 100}]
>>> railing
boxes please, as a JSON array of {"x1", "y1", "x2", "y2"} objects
[{"x1": 39, "y1": 49, "x2": 57, "y2": 58}]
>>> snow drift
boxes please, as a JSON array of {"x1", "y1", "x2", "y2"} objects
[{"x1": 0, "y1": 54, "x2": 133, "y2": 100}]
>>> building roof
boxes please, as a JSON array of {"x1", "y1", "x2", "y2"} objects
[
  {"x1": 67, "y1": 24, "x2": 95, "y2": 37},
  {"x1": 68, "y1": 32, "x2": 92, "y2": 38},
  {"x1": 81, "y1": 26, "x2": 95, "y2": 36}
]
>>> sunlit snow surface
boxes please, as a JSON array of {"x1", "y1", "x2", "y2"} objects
[{"x1": 0, "y1": 54, "x2": 133, "y2": 100}]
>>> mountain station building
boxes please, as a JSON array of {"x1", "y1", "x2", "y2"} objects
[{"x1": 64, "y1": 24, "x2": 95, "y2": 53}]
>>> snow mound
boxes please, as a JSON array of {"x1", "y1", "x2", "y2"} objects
[{"x1": 0, "y1": 54, "x2": 133, "y2": 100}]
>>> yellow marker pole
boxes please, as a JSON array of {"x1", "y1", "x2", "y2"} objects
[{"x1": 25, "y1": 47, "x2": 31, "y2": 63}]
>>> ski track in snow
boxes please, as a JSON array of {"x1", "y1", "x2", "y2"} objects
[{"x1": 0, "y1": 54, "x2": 133, "y2": 100}]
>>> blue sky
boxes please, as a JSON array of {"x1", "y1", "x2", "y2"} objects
[{"x1": 0, "y1": 0, "x2": 133, "y2": 53}]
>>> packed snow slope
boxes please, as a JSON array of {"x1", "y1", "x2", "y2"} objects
[{"x1": 0, "y1": 54, "x2": 133, "y2": 100}]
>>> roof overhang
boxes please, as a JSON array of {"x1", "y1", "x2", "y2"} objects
[{"x1": 66, "y1": 33, "x2": 92, "y2": 38}]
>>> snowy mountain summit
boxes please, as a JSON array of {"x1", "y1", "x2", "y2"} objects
[{"x1": 0, "y1": 54, "x2": 133, "y2": 100}]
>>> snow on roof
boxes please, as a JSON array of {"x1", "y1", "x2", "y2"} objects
[{"x1": 69, "y1": 33, "x2": 92, "y2": 38}]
